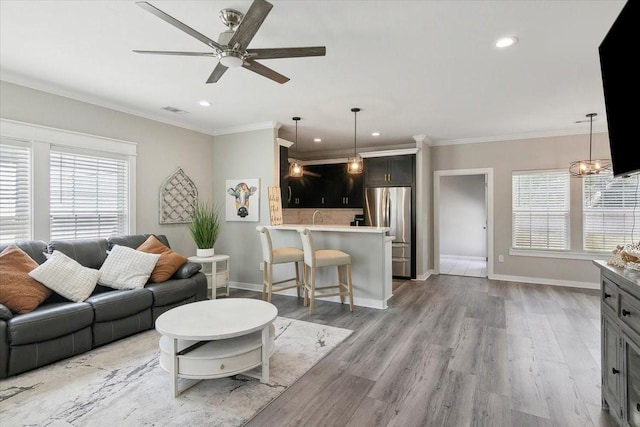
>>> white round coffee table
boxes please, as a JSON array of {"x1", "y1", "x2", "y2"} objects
[{"x1": 155, "y1": 298, "x2": 278, "y2": 397}]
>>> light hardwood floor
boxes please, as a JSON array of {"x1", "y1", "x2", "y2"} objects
[{"x1": 236, "y1": 274, "x2": 615, "y2": 427}]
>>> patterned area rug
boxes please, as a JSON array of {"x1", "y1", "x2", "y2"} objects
[{"x1": 0, "y1": 317, "x2": 352, "y2": 426}]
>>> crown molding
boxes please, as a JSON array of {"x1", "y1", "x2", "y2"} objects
[
  {"x1": 435, "y1": 126, "x2": 609, "y2": 146},
  {"x1": 277, "y1": 137, "x2": 293, "y2": 148},
  {"x1": 212, "y1": 121, "x2": 282, "y2": 136},
  {"x1": 413, "y1": 134, "x2": 434, "y2": 146}
]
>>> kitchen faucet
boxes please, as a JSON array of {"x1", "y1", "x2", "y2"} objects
[{"x1": 312, "y1": 209, "x2": 323, "y2": 225}]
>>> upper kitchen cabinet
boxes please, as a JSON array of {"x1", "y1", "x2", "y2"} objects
[
  {"x1": 364, "y1": 155, "x2": 414, "y2": 187},
  {"x1": 305, "y1": 164, "x2": 363, "y2": 208}
]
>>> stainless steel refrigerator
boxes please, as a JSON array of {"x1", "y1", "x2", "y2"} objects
[{"x1": 364, "y1": 187, "x2": 412, "y2": 277}]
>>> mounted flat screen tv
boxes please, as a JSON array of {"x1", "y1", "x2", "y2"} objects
[{"x1": 599, "y1": 0, "x2": 639, "y2": 177}]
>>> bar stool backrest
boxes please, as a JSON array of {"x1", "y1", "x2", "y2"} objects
[
  {"x1": 256, "y1": 226, "x2": 273, "y2": 264},
  {"x1": 297, "y1": 227, "x2": 316, "y2": 267}
]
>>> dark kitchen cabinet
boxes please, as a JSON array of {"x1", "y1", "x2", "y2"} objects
[{"x1": 364, "y1": 155, "x2": 414, "y2": 187}]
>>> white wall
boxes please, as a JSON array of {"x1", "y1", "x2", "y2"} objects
[
  {"x1": 415, "y1": 139, "x2": 432, "y2": 278},
  {"x1": 211, "y1": 127, "x2": 279, "y2": 287},
  {"x1": 0, "y1": 81, "x2": 215, "y2": 256},
  {"x1": 439, "y1": 174, "x2": 486, "y2": 258},
  {"x1": 432, "y1": 133, "x2": 612, "y2": 287}
]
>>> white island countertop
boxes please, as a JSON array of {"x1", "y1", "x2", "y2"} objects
[{"x1": 268, "y1": 224, "x2": 391, "y2": 234}]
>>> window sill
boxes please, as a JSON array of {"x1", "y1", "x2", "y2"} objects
[{"x1": 509, "y1": 248, "x2": 610, "y2": 261}]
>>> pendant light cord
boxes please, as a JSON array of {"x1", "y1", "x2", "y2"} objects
[
  {"x1": 353, "y1": 109, "x2": 357, "y2": 157},
  {"x1": 589, "y1": 113, "x2": 593, "y2": 162}
]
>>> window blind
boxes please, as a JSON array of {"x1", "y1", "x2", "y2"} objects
[
  {"x1": 583, "y1": 171, "x2": 640, "y2": 252},
  {"x1": 0, "y1": 140, "x2": 31, "y2": 243},
  {"x1": 512, "y1": 170, "x2": 570, "y2": 250},
  {"x1": 50, "y1": 149, "x2": 128, "y2": 240}
]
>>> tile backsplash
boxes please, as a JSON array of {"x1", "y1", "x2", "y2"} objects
[{"x1": 282, "y1": 208, "x2": 363, "y2": 226}]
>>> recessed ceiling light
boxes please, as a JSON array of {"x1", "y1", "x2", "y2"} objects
[
  {"x1": 199, "y1": 100, "x2": 211, "y2": 107},
  {"x1": 371, "y1": 132, "x2": 380, "y2": 136},
  {"x1": 314, "y1": 138, "x2": 322, "y2": 142},
  {"x1": 495, "y1": 36, "x2": 518, "y2": 48}
]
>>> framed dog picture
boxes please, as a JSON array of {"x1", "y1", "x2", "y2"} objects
[{"x1": 225, "y1": 178, "x2": 259, "y2": 222}]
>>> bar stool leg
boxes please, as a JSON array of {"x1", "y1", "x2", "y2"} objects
[
  {"x1": 261, "y1": 261, "x2": 267, "y2": 301},
  {"x1": 346, "y1": 263, "x2": 354, "y2": 312},
  {"x1": 294, "y1": 261, "x2": 301, "y2": 298},
  {"x1": 267, "y1": 264, "x2": 274, "y2": 302},
  {"x1": 309, "y1": 267, "x2": 316, "y2": 315},
  {"x1": 337, "y1": 265, "x2": 345, "y2": 304},
  {"x1": 303, "y1": 264, "x2": 309, "y2": 307}
]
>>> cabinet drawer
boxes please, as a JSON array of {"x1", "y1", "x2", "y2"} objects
[
  {"x1": 620, "y1": 289, "x2": 640, "y2": 337},
  {"x1": 602, "y1": 276, "x2": 619, "y2": 314}
]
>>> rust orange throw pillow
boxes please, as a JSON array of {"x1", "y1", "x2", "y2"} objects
[
  {"x1": 136, "y1": 235, "x2": 188, "y2": 282},
  {"x1": 0, "y1": 245, "x2": 52, "y2": 314}
]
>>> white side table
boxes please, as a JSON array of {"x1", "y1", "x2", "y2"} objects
[{"x1": 188, "y1": 254, "x2": 230, "y2": 299}]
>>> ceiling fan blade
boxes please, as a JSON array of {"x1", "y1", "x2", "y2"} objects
[
  {"x1": 242, "y1": 59, "x2": 289, "y2": 84},
  {"x1": 136, "y1": 1, "x2": 223, "y2": 51},
  {"x1": 133, "y1": 50, "x2": 215, "y2": 56},
  {"x1": 228, "y1": 0, "x2": 273, "y2": 50},
  {"x1": 206, "y1": 63, "x2": 228, "y2": 83},
  {"x1": 246, "y1": 46, "x2": 326, "y2": 60}
]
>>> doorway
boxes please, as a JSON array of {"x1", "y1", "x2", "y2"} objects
[{"x1": 433, "y1": 168, "x2": 494, "y2": 278}]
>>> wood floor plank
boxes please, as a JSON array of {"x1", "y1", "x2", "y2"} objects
[
  {"x1": 507, "y1": 334, "x2": 551, "y2": 419},
  {"x1": 585, "y1": 402, "x2": 619, "y2": 427},
  {"x1": 526, "y1": 312, "x2": 566, "y2": 363},
  {"x1": 538, "y1": 359, "x2": 596, "y2": 427},
  {"x1": 472, "y1": 391, "x2": 513, "y2": 427},
  {"x1": 478, "y1": 326, "x2": 510, "y2": 396},
  {"x1": 505, "y1": 300, "x2": 531, "y2": 337},
  {"x1": 345, "y1": 397, "x2": 395, "y2": 427},
  {"x1": 448, "y1": 317, "x2": 486, "y2": 374},
  {"x1": 510, "y1": 410, "x2": 553, "y2": 427},
  {"x1": 553, "y1": 330, "x2": 602, "y2": 406}
]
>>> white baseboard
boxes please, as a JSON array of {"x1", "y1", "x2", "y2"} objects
[
  {"x1": 441, "y1": 255, "x2": 487, "y2": 261},
  {"x1": 229, "y1": 282, "x2": 390, "y2": 309},
  {"x1": 488, "y1": 274, "x2": 599, "y2": 290},
  {"x1": 414, "y1": 271, "x2": 432, "y2": 281}
]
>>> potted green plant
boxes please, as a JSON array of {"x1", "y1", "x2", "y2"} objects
[{"x1": 189, "y1": 202, "x2": 221, "y2": 257}]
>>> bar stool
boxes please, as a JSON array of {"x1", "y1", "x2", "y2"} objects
[
  {"x1": 256, "y1": 226, "x2": 304, "y2": 302},
  {"x1": 297, "y1": 227, "x2": 354, "y2": 314}
]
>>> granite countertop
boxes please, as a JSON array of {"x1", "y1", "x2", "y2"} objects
[
  {"x1": 268, "y1": 224, "x2": 391, "y2": 234},
  {"x1": 593, "y1": 260, "x2": 640, "y2": 288}
]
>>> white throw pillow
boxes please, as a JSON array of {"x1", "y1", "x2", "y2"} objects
[
  {"x1": 29, "y1": 250, "x2": 100, "y2": 302},
  {"x1": 98, "y1": 245, "x2": 160, "y2": 289}
]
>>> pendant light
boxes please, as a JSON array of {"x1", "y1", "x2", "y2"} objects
[
  {"x1": 289, "y1": 116, "x2": 303, "y2": 178},
  {"x1": 569, "y1": 113, "x2": 611, "y2": 177},
  {"x1": 347, "y1": 107, "x2": 363, "y2": 174}
]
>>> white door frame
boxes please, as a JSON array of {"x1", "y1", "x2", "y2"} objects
[{"x1": 433, "y1": 168, "x2": 494, "y2": 278}]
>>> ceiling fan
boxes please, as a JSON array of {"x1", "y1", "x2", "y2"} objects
[{"x1": 133, "y1": 0, "x2": 326, "y2": 84}]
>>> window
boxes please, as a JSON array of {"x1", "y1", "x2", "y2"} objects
[
  {"x1": 0, "y1": 119, "x2": 136, "y2": 243},
  {"x1": 50, "y1": 148, "x2": 128, "y2": 240},
  {"x1": 0, "y1": 139, "x2": 31, "y2": 243},
  {"x1": 512, "y1": 170, "x2": 570, "y2": 250},
  {"x1": 583, "y1": 171, "x2": 640, "y2": 252}
]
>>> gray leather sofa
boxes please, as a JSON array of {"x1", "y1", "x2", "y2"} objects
[{"x1": 0, "y1": 234, "x2": 207, "y2": 379}]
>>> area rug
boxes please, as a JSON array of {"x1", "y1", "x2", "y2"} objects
[{"x1": 0, "y1": 317, "x2": 352, "y2": 427}]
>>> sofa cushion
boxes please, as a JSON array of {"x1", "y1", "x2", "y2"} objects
[
  {"x1": 98, "y1": 245, "x2": 160, "y2": 289},
  {"x1": 85, "y1": 288, "x2": 153, "y2": 322},
  {"x1": 145, "y1": 278, "x2": 199, "y2": 307},
  {"x1": 172, "y1": 262, "x2": 202, "y2": 279},
  {"x1": 7, "y1": 302, "x2": 94, "y2": 345},
  {"x1": 0, "y1": 245, "x2": 53, "y2": 314},
  {"x1": 136, "y1": 235, "x2": 188, "y2": 282},
  {"x1": 48, "y1": 238, "x2": 109, "y2": 269},
  {"x1": 0, "y1": 304, "x2": 13, "y2": 320},
  {"x1": 29, "y1": 250, "x2": 100, "y2": 302},
  {"x1": 108, "y1": 234, "x2": 170, "y2": 250},
  {"x1": 0, "y1": 240, "x2": 48, "y2": 265}
]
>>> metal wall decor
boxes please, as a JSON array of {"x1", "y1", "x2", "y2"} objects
[{"x1": 159, "y1": 167, "x2": 198, "y2": 224}]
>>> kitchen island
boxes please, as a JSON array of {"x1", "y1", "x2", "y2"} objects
[{"x1": 265, "y1": 225, "x2": 393, "y2": 309}]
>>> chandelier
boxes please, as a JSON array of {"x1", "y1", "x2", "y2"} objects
[
  {"x1": 289, "y1": 116, "x2": 303, "y2": 178},
  {"x1": 347, "y1": 107, "x2": 363, "y2": 174},
  {"x1": 569, "y1": 113, "x2": 611, "y2": 177}
]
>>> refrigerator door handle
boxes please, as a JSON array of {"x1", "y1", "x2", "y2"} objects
[{"x1": 386, "y1": 189, "x2": 391, "y2": 227}]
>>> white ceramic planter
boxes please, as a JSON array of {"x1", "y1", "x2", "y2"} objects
[{"x1": 196, "y1": 248, "x2": 215, "y2": 258}]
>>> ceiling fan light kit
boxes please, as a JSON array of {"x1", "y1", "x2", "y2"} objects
[
  {"x1": 347, "y1": 108, "x2": 363, "y2": 175},
  {"x1": 569, "y1": 113, "x2": 612, "y2": 178},
  {"x1": 134, "y1": 0, "x2": 326, "y2": 84}
]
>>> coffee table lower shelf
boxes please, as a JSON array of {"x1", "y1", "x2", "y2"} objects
[{"x1": 159, "y1": 324, "x2": 275, "y2": 396}]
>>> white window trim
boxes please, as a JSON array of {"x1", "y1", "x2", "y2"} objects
[{"x1": 0, "y1": 118, "x2": 137, "y2": 241}]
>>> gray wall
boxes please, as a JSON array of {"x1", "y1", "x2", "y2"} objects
[
  {"x1": 0, "y1": 81, "x2": 215, "y2": 256},
  {"x1": 212, "y1": 128, "x2": 278, "y2": 286},
  {"x1": 432, "y1": 133, "x2": 611, "y2": 285},
  {"x1": 439, "y1": 174, "x2": 486, "y2": 258}
]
